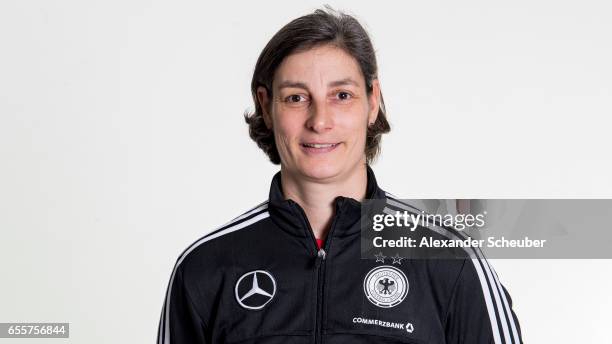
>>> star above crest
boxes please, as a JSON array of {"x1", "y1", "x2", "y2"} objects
[{"x1": 391, "y1": 253, "x2": 404, "y2": 265}]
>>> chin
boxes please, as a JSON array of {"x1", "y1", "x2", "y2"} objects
[
  {"x1": 300, "y1": 161, "x2": 354, "y2": 180},
  {"x1": 297, "y1": 161, "x2": 345, "y2": 181}
]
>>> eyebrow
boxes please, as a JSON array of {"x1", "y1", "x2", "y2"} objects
[{"x1": 277, "y1": 77, "x2": 361, "y2": 90}]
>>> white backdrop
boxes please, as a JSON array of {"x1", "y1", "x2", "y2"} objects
[{"x1": 1, "y1": 1, "x2": 611, "y2": 343}]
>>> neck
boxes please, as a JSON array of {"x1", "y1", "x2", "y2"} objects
[{"x1": 280, "y1": 163, "x2": 368, "y2": 241}]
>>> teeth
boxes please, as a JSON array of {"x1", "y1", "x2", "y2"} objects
[{"x1": 303, "y1": 143, "x2": 336, "y2": 148}]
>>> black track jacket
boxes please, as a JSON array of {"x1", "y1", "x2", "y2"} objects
[{"x1": 157, "y1": 166, "x2": 522, "y2": 344}]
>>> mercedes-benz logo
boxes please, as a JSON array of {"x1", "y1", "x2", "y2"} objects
[{"x1": 234, "y1": 270, "x2": 277, "y2": 310}]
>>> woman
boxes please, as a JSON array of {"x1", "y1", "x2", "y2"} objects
[{"x1": 158, "y1": 7, "x2": 522, "y2": 344}]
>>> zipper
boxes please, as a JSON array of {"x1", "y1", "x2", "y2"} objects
[
  {"x1": 314, "y1": 247, "x2": 326, "y2": 344},
  {"x1": 288, "y1": 198, "x2": 345, "y2": 344}
]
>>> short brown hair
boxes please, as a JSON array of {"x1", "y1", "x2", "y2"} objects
[{"x1": 244, "y1": 6, "x2": 390, "y2": 165}]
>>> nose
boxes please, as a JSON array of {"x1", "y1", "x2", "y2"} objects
[{"x1": 306, "y1": 98, "x2": 334, "y2": 133}]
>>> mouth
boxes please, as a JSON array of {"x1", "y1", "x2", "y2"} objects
[{"x1": 300, "y1": 142, "x2": 340, "y2": 154}]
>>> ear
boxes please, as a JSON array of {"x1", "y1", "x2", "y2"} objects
[
  {"x1": 367, "y1": 78, "x2": 381, "y2": 126},
  {"x1": 256, "y1": 86, "x2": 273, "y2": 129}
]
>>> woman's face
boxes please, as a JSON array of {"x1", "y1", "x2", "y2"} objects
[{"x1": 257, "y1": 44, "x2": 380, "y2": 182}]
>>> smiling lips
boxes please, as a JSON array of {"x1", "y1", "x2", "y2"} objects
[{"x1": 300, "y1": 142, "x2": 340, "y2": 154}]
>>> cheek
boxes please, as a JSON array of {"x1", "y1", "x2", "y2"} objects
[
  {"x1": 337, "y1": 106, "x2": 370, "y2": 142},
  {"x1": 272, "y1": 111, "x2": 304, "y2": 145}
]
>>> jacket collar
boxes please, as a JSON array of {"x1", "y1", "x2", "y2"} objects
[{"x1": 267, "y1": 165, "x2": 387, "y2": 240}]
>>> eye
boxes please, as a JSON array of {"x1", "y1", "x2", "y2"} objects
[
  {"x1": 336, "y1": 91, "x2": 353, "y2": 101},
  {"x1": 285, "y1": 94, "x2": 306, "y2": 103}
]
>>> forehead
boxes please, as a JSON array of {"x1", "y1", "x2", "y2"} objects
[{"x1": 273, "y1": 44, "x2": 364, "y2": 87}]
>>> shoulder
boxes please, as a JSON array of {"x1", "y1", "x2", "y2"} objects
[
  {"x1": 381, "y1": 193, "x2": 474, "y2": 274},
  {"x1": 173, "y1": 200, "x2": 271, "y2": 272}
]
